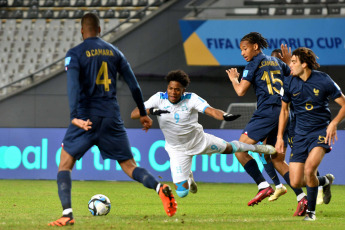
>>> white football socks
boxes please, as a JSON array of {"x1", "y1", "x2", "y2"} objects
[
  {"x1": 62, "y1": 208, "x2": 72, "y2": 216},
  {"x1": 230, "y1": 140, "x2": 256, "y2": 153}
]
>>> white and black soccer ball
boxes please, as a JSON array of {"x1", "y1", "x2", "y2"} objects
[{"x1": 88, "y1": 194, "x2": 111, "y2": 216}]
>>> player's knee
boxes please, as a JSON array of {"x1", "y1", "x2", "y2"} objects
[{"x1": 175, "y1": 180, "x2": 189, "y2": 198}]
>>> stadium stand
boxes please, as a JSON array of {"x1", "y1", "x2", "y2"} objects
[
  {"x1": 186, "y1": 0, "x2": 345, "y2": 18},
  {"x1": 0, "y1": 0, "x2": 170, "y2": 95}
]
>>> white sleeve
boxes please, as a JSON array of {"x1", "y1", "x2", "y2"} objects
[
  {"x1": 190, "y1": 93, "x2": 210, "y2": 113},
  {"x1": 144, "y1": 92, "x2": 161, "y2": 109}
]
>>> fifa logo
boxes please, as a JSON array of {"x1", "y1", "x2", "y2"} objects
[{"x1": 314, "y1": 88, "x2": 319, "y2": 96}]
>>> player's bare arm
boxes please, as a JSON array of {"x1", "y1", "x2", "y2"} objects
[
  {"x1": 325, "y1": 94, "x2": 345, "y2": 145},
  {"x1": 204, "y1": 107, "x2": 241, "y2": 121},
  {"x1": 225, "y1": 68, "x2": 251, "y2": 96},
  {"x1": 275, "y1": 101, "x2": 289, "y2": 154}
]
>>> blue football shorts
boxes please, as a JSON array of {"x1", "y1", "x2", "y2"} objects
[
  {"x1": 290, "y1": 128, "x2": 331, "y2": 163},
  {"x1": 62, "y1": 115, "x2": 133, "y2": 161},
  {"x1": 243, "y1": 105, "x2": 288, "y2": 146}
]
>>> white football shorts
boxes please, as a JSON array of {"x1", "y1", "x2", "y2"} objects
[{"x1": 165, "y1": 133, "x2": 227, "y2": 183}]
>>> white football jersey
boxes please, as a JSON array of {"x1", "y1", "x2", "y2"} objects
[{"x1": 144, "y1": 92, "x2": 210, "y2": 149}]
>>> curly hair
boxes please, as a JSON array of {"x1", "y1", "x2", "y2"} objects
[
  {"x1": 292, "y1": 47, "x2": 320, "y2": 70},
  {"x1": 241, "y1": 32, "x2": 268, "y2": 50},
  {"x1": 165, "y1": 70, "x2": 190, "y2": 88}
]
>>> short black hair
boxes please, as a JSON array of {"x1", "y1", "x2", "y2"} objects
[
  {"x1": 81, "y1": 13, "x2": 100, "y2": 32},
  {"x1": 292, "y1": 47, "x2": 320, "y2": 70},
  {"x1": 271, "y1": 49, "x2": 282, "y2": 55},
  {"x1": 241, "y1": 32, "x2": 268, "y2": 50},
  {"x1": 165, "y1": 70, "x2": 190, "y2": 88}
]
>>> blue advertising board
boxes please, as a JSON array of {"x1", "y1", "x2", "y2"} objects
[
  {"x1": 179, "y1": 18, "x2": 345, "y2": 66},
  {"x1": 0, "y1": 128, "x2": 344, "y2": 185}
]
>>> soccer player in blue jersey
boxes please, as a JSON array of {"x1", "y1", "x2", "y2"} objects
[
  {"x1": 275, "y1": 47, "x2": 345, "y2": 221},
  {"x1": 226, "y1": 32, "x2": 307, "y2": 214},
  {"x1": 48, "y1": 13, "x2": 177, "y2": 226}
]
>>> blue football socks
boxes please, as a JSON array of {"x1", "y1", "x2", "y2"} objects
[
  {"x1": 306, "y1": 185, "x2": 318, "y2": 212},
  {"x1": 57, "y1": 170, "x2": 72, "y2": 211},
  {"x1": 243, "y1": 159, "x2": 266, "y2": 185},
  {"x1": 264, "y1": 161, "x2": 281, "y2": 186},
  {"x1": 132, "y1": 167, "x2": 159, "y2": 190}
]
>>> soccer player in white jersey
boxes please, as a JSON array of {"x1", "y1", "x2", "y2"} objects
[{"x1": 131, "y1": 70, "x2": 276, "y2": 199}]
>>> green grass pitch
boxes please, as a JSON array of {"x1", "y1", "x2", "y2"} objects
[{"x1": 1, "y1": 180, "x2": 344, "y2": 229}]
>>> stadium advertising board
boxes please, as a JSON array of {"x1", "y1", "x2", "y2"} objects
[
  {"x1": 179, "y1": 18, "x2": 345, "y2": 66},
  {"x1": 1, "y1": 128, "x2": 344, "y2": 184}
]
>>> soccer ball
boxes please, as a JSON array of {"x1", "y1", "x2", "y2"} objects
[{"x1": 88, "y1": 194, "x2": 111, "y2": 216}]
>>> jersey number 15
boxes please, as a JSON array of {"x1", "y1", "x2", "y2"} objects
[{"x1": 261, "y1": 70, "x2": 283, "y2": 95}]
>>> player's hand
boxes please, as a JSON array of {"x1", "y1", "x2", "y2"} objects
[
  {"x1": 280, "y1": 44, "x2": 292, "y2": 65},
  {"x1": 275, "y1": 138, "x2": 285, "y2": 154},
  {"x1": 325, "y1": 122, "x2": 337, "y2": 145},
  {"x1": 140, "y1": 115, "x2": 152, "y2": 132},
  {"x1": 149, "y1": 108, "x2": 170, "y2": 116},
  {"x1": 225, "y1": 68, "x2": 240, "y2": 82},
  {"x1": 71, "y1": 118, "x2": 92, "y2": 131},
  {"x1": 223, "y1": 113, "x2": 241, "y2": 121}
]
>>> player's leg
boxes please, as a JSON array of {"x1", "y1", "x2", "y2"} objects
[
  {"x1": 100, "y1": 116, "x2": 177, "y2": 217},
  {"x1": 49, "y1": 121, "x2": 94, "y2": 226},
  {"x1": 258, "y1": 139, "x2": 285, "y2": 201},
  {"x1": 119, "y1": 157, "x2": 177, "y2": 217},
  {"x1": 271, "y1": 150, "x2": 307, "y2": 204},
  {"x1": 268, "y1": 130, "x2": 308, "y2": 214},
  {"x1": 48, "y1": 148, "x2": 76, "y2": 226},
  {"x1": 287, "y1": 161, "x2": 308, "y2": 217},
  {"x1": 303, "y1": 147, "x2": 325, "y2": 221},
  {"x1": 223, "y1": 140, "x2": 276, "y2": 155},
  {"x1": 262, "y1": 154, "x2": 287, "y2": 202},
  {"x1": 234, "y1": 134, "x2": 274, "y2": 206},
  {"x1": 168, "y1": 151, "x2": 194, "y2": 198}
]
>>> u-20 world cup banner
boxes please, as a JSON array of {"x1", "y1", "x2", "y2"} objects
[
  {"x1": 0, "y1": 128, "x2": 344, "y2": 184},
  {"x1": 179, "y1": 18, "x2": 345, "y2": 66}
]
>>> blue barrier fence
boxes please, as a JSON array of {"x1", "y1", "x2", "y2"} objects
[{"x1": 0, "y1": 128, "x2": 344, "y2": 184}]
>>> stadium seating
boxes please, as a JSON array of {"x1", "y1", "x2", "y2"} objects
[
  {"x1": 0, "y1": 0, "x2": 168, "y2": 90},
  {"x1": 189, "y1": 0, "x2": 345, "y2": 18},
  {"x1": 0, "y1": 0, "x2": 7, "y2": 7},
  {"x1": 43, "y1": 0, "x2": 54, "y2": 7}
]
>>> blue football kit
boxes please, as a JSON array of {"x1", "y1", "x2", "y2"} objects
[
  {"x1": 282, "y1": 70, "x2": 342, "y2": 162},
  {"x1": 63, "y1": 37, "x2": 147, "y2": 161},
  {"x1": 242, "y1": 53, "x2": 290, "y2": 145}
]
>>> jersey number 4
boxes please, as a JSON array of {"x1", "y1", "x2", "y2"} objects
[
  {"x1": 261, "y1": 70, "x2": 283, "y2": 95},
  {"x1": 96, "y1": 61, "x2": 112, "y2": 91}
]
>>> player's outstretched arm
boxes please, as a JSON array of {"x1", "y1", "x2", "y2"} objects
[
  {"x1": 131, "y1": 107, "x2": 169, "y2": 119},
  {"x1": 326, "y1": 94, "x2": 345, "y2": 145},
  {"x1": 204, "y1": 107, "x2": 241, "y2": 121}
]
